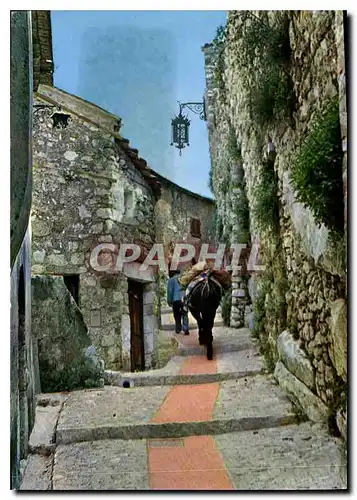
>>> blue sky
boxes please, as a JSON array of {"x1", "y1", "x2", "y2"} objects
[{"x1": 51, "y1": 10, "x2": 227, "y2": 198}]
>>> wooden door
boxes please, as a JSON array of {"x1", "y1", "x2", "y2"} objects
[{"x1": 128, "y1": 280, "x2": 145, "y2": 372}]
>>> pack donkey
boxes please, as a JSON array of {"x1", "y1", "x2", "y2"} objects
[{"x1": 182, "y1": 266, "x2": 231, "y2": 360}]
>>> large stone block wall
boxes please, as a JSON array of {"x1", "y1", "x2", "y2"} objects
[
  {"x1": 32, "y1": 275, "x2": 104, "y2": 392},
  {"x1": 204, "y1": 11, "x2": 347, "y2": 431},
  {"x1": 32, "y1": 94, "x2": 157, "y2": 371}
]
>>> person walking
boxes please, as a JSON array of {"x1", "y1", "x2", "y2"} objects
[{"x1": 167, "y1": 269, "x2": 189, "y2": 335}]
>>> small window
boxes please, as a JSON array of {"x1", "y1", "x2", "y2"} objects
[
  {"x1": 52, "y1": 112, "x2": 70, "y2": 129},
  {"x1": 124, "y1": 190, "x2": 135, "y2": 218},
  {"x1": 190, "y1": 218, "x2": 201, "y2": 238}
]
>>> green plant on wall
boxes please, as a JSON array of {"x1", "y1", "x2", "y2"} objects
[
  {"x1": 252, "y1": 257, "x2": 288, "y2": 373},
  {"x1": 252, "y1": 271, "x2": 272, "y2": 340},
  {"x1": 291, "y1": 98, "x2": 344, "y2": 233},
  {"x1": 228, "y1": 125, "x2": 250, "y2": 243},
  {"x1": 216, "y1": 214, "x2": 224, "y2": 243},
  {"x1": 252, "y1": 157, "x2": 280, "y2": 234},
  {"x1": 214, "y1": 51, "x2": 226, "y2": 94},
  {"x1": 208, "y1": 167, "x2": 214, "y2": 193},
  {"x1": 206, "y1": 207, "x2": 218, "y2": 242},
  {"x1": 213, "y1": 24, "x2": 227, "y2": 45},
  {"x1": 227, "y1": 126, "x2": 242, "y2": 164},
  {"x1": 236, "y1": 194, "x2": 250, "y2": 243},
  {"x1": 250, "y1": 65, "x2": 294, "y2": 128},
  {"x1": 234, "y1": 11, "x2": 295, "y2": 128},
  {"x1": 212, "y1": 24, "x2": 228, "y2": 99}
]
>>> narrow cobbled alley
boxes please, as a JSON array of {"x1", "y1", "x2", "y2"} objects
[
  {"x1": 11, "y1": 9, "x2": 348, "y2": 492},
  {"x1": 21, "y1": 313, "x2": 346, "y2": 490}
]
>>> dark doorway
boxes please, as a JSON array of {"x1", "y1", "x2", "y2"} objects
[
  {"x1": 128, "y1": 280, "x2": 145, "y2": 372},
  {"x1": 64, "y1": 274, "x2": 79, "y2": 305}
]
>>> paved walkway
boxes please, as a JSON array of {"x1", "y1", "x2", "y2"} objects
[
  {"x1": 20, "y1": 322, "x2": 347, "y2": 491},
  {"x1": 149, "y1": 354, "x2": 233, "y2": 489}
]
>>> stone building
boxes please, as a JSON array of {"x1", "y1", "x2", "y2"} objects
[
  {"x1": 32, "y1": 84, "x2": 161, "y2": 372},
  {"x1": 155, "y1": 173, "x2": 215, "y2": 254},
  {"x1": 31, "y1": 10, "x2": 216, "y2": 376},
  {"x1": 10, "y1": 11, "x2": 39, "y2": 489},
  {"x1": 32, "y1": 83, "x2": 216, "y2": 372},
  {"x1": 203, "y1": 11, "x2": 347, "y2": 436},
  {"x1": 154, "y1": 173, "x2": 215, "y2": 308}
]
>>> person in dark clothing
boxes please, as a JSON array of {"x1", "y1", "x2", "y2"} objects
[{"x1": 167, "y1": 269, "x2": 189, "y2": 335}]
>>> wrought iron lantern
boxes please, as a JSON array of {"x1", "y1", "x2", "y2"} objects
[
  {"x1": 171, "y1": 112, "x2": 190, "y2": 156},
  {"x1": 170, "y1": 100, "x2": 206, "y2": 156}
]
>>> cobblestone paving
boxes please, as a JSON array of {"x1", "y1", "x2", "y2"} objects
[
  {"x1": 215, "y1": 423, "x2": 347, "y2": 490},
  {"x1": 214, "y1": 376, "x2": 294, "y2": 420},
  {"x1": 53, "y1": 440, "x2": 149, "y2": 490},
  {"x1": 20, "y1": 325, "x2": 347, "y2": 491},
  {"x1": 57, "y1": 385, "x2": 170, "y2": 430}
]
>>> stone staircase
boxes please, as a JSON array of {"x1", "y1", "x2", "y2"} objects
[{"x1": 20, "y1": 325, "x2": 347, "y2": 490}]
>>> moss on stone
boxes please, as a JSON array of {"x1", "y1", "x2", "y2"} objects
[
  {"x1": 32, "y1": 275, "x2": 104, "y2": 393},
  {"x1": 231, "y1": 11, "x2": 295, "y2": 129},
  {"x1": 252, "y1": 241, "x2": 288, "y2": 373},
  {"x1": 154, "y1": 330, "x2": 179, "y2": 369},
  {"x1": 252, "y1": 157, "x2": 280, "y2": 235},
  {"x1": 291, "y1": 98, "x2": 344, "y2": 233}
]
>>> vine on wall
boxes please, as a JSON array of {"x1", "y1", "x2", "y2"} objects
[
  {"x1": 212, "y1": 24, "x2": 228, "y2": 102},
  {"x1": 228, "y1": 127, "x2": 250, "y2": 243},
  {"x1": 291, "y1": 98, "x2": 344, "y2": 234},
  {"x1": 233, "y1": 11, "x2": 295, "y2": 128},
  {"x1": 252, "y1": 155, "x2": 280, "y2": 235}
]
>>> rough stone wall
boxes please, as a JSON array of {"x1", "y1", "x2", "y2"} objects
[
  {"x1": 10, "y1": 230, "x2": 38, "y2": 488},
  {"x1": 203, "y1": 42, "x2": 250, "y2": 328},
  {"x1": 335, "y1": 12, "x2": 348, "y2": 236},
  {"x1": 10, "y1": 11, "x2": 39, "y2": 489},
  {"x1": 155, "y1": 178, "x2": 215, "y2": 256},
  {"x1": 154, "y1": 174, "x2": 215, "y2": 308},
  {"x1": 11, "y1": 11, "x2": 33, "y2": 268},
  {"x1": 204, "y1": 11, "x2": 347, "y2": 430},
  {"x1": 32, "y1": 84, "x2": 218, "y2": 372},
  {"x1": 32, "y1": 275, "x2": 105, "y2": 392},
  {"x1": 32, "y1": 92, "x2": 158, "y2": 371}
]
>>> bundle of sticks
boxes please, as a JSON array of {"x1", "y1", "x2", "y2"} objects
[{"x1": 179, "y1": 261, "x2": 232, "y2": 289}]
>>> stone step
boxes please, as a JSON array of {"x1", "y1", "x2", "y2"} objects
[
  {"x1": 173, "y1": 326, "x2": 255, "y2": 355},
  {"x1": 105, "y1": 369, "x2": 263, "y2": 387},
  {"x1": 21, "y1": 422, "x2": 347, "y2": 490},
  {"x1": 53, "y1": 375, "x2": 298, "y2": 445},
  {"x1": 56, "y1": 414, "x2": 301, "y2": 445},
  {"x1": 105, "y1": 348, "x2": 264, "y2": 387}
]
